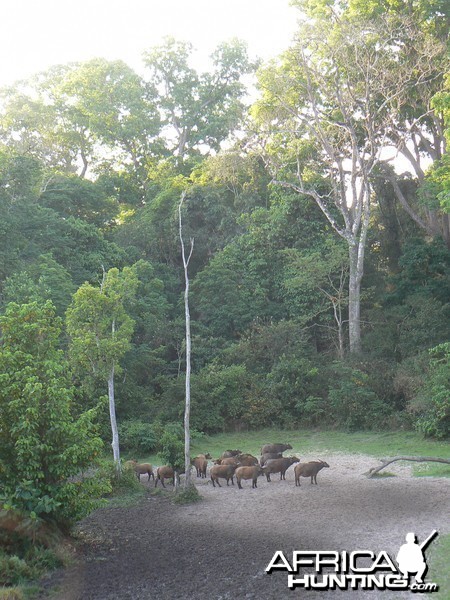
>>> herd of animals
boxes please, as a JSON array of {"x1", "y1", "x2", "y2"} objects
[{"x1": 125, "y1": 443, "x2": 330, "y2": 490}]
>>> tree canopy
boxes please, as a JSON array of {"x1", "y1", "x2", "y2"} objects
[{"x1": 0, "y1": 12, "x2": 448, "y2": 486}]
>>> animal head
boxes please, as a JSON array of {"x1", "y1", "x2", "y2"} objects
[{"x1": 318, "y1": 460, "x2": 330, "y2": 468}]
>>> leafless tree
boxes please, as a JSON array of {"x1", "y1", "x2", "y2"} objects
[{"x1": 178, "y1": 191, "x2": 194, "y2": 489}]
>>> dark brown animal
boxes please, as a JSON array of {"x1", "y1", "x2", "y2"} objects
[
  {"x1": 210, "y1": 464, "x2": 237, "y2": 487},
  {"x1": 260, "y1": 452, "x2": 283, "y2": 466},
  {"x1": 191, "y1": 456, "x2": 208, "y2": 478},
  {"x1": 294, "y1": 460, "x2": 329, "y2": 486},
  {"x1": 264, "y1": 456, "x2": 300, "y2": 481},
  {"x1": 125, "y1": 460, "x2": 154, "y2": 481},
  {"x1": 236, "y1": 465, "x2": 265, "y2": 489},
  {"x1": 155, "y1": 466, "x2": 178, "y2": 488},
  {"x1": 260, "y1": 443, "x2": 293, "y2": 455},
  {"x1": 235, "y1": 453, "x2": 258, "y2": 466},
  {"x1": 221, "y1": 449, "x2": 242, "y2": 458},
  {"x1": 213, "y1": 456, "x2": 241, "y2": 466}
]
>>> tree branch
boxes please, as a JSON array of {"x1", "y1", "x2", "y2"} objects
[{"x1": 364, "y1": 456, "x2": 450, "y2": 478}]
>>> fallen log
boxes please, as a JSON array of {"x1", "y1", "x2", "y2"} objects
[{"x1": 365, "y1": 456, "x2": 450, "y2": 478}]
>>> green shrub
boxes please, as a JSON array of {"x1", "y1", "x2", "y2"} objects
[
  {"x1": 191, "y1": 365, "x2": 251, "y2": 432},
  {"x1": 295, "y1": 395, "x2": 329, "y2": 426},
  {"x1": 118, "y1": 420, "x2": 158, "y2": 454},
  {"x1": 158, "y1": 426, "x2": 185, "y2": 471},
  {"x1": 327, "y1": 365, "x2": 392, "y2": 431},
  {"x1": 173, "y1": 485, "x2": 202, "y2": 504},
  {"x1": 91, "y1": 459, "x2": 145, "y2": 507},
  {"x1": 0, "y1": 544, "x2": 62, "y2": 587},
  {"x1": 0, "y1": 302, "x2": 105, "y2": 533},
  {"x1": 0, "y1": 553, "x2": 33, "y2": 586},
  {"x1": 412, "y1": 343, "x2": 450, "y2": 439}
]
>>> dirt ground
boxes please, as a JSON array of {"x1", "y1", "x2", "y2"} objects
[{"x1": 39, "y1": 453, "x2": 450, "y2": 600}]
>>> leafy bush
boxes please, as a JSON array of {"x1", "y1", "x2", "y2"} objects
[
  {"x1": 94, "y1": 459, "x2": 144, "y2": 507},
  {"x1": 241, "y1": 386, "x2": 284, "y2": 429},
  {"x1": 173, "y1": 485, "x2": 202, "y2": 504},
  {"x1": 327, "y1": 365, "x2": 392, "y2": 431},
  {"x1": 157, "y1": 425, "x2": 185, "y2": 471},
  {"x1": 295, "y1": 395, "x2": 329, "y2": 426},
  {"x1": 191, "y1": 364, "x2": 251, "y2": 432},
  {"x1": 0, "y1": 301, "x2": 106, "y2": 533},
  {"x1": 411, "y1": 343, "x2": 450, "y2": 439},
  {"x1": 0, "y1": 544, "x2": 62, "y2": 587},
  {"x1": 118, "y1": 420, "x2": 158, "y2": 454}
]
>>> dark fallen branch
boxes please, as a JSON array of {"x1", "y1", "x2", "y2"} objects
[{"x1": 364, "y1": 456, "x2": 450, "y2": 478}]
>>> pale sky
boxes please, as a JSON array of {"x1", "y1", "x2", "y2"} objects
[{"x1": 1, "y1": 0, "x2": 299, "y2": 86}]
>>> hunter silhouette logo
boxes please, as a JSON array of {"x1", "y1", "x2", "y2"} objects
[
  {"x1": 266, "y1": 530, "x2": 440, "y2": 593},
  {"x1": 396, "y1": 530, "x2": 438, "y2": 585}
]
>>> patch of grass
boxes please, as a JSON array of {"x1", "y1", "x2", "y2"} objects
[
  {"x1": 0, "y1": 588, "x2": 24, "y2": 600},
  {"x1": 0, "y1": 546, "x2": 63, "y2": 588},
  {"x1": 106, "y1": 479, "x2": 146, "y2": 508},
  {"x1": 22, "y1": 585, "x2": 40, "y2": 599},
  {"x1": 191, "y1": 429, "x2": 450, "y2": 461},
  {"x1": 101, "y1": 460, "x2": 147, "y2": 508},
  {"x1": 412, "y1": 463, "x2": 450, "y2": 478},
  {"x1": 0, "y1": 586, "x2": 41, "y2": 600},
  {"x1": 106, "y1": 487, "x2": 146, "y2": 508},
  {"x1": 428, "y1": 533, "x2": 450, "y2": 597},
  {"x1": 173, "y1": 485, "x2": 202, "y2": 505}
]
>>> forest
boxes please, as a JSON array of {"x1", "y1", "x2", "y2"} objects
[{"x1": 0, "y1": 0, "x2": 449, "y2": 556}]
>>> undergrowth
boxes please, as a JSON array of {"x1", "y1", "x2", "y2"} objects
[{"x1": 172, "y1": 485, "x2": 202, "y2": 505}]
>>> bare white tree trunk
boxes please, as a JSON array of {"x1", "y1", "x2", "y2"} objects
[
  {"x1": 348, "y1": 242, "x2": 363, "y2": 355},
  {"x1": 108, "y1": 363, "x2": 121, "y2": 474},
  {"x1": 179, "y1": 192, "x2": 194, "y2": 489}
]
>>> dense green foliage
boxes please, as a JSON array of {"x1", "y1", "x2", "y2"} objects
[
  {"x1": 0, "y1": 302, "x2": 108, "y2": 532},
  {"x1": 0, "y1": 3, "x2": 448, "y2": 583}
]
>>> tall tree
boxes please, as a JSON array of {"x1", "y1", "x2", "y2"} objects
[
  {"x1": 66, "y1": 267, "x2": 138, "y2": 470},
  {"x1": 143, "y1": 38, "x2": 255, "y2": 160},
  {"x1": 293, "y1": 0, "x2": 450, "y2": 242},
  {"x1": 178, "y1": 192, "x2": 194, "y2": 489},
  {"x1": 0, "y1": 59, "x2": 160, "y2": 184},
  {"x1": 253, "y1": 13, "x2": 445, "y2": 352}
]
